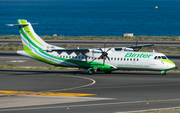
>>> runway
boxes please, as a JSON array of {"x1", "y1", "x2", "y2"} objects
[
  {"x1": 1, "y1": 39, "x2": 180, "y2": 46},
  {"x1": 0, "y1": 70, "x2": 180, "y2": 113}
]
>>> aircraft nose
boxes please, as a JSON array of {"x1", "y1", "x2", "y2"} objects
[
  {"x1": 168, "y1": 60, "x2": 176, "y2": 70},
  {"x1": 160, "y1": 59, "x2": 176, "y2": 70}
]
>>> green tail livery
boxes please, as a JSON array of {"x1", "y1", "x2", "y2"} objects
[{"x1": 6, "y1": 19, "x2": 176, "y2": 75}]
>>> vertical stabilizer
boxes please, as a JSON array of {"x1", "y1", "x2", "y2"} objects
[{"x1": 17, "y1": 19, "x2": 50, "y2": 50}]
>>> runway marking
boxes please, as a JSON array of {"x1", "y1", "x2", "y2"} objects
[
  {"x1": 0, "y1": 90, "x2": 96, "y2": 97},
  {"x1": 1, "y1": 98, "x2": 180, "y2": 111},
  {"x1": 69, "y1": 83, "x2": 180, "y2": 91},
  {"x1": 117, "y1": 107, "x2": 180, "y2": 113},
  {"x1": 46, "y1": 75, "x2": 96, "y2": 92},
  {"x1": 0, "y1": 94, "x2": 22, "y2": 97},
  {"x1": 0, "y1": 101, "x2": 143, "y2": 111},
  {"x1": 142, "y1": 98, "x2": 180, "y2": 103},
  {"x1": 7, "y1": 60, "x2": 27, "y2": 63}
]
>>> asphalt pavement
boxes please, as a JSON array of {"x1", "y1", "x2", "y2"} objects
[
  {"x1": 0, "y1": 70, "x2": 180, "y2": 113},
  {"x1": 1, "y1": 39, "x2": 180, "y2": 46}
]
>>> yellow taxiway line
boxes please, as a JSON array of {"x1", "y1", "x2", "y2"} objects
[{"x1": 0, "y1": 90, "x2": 96, "y2": 97}]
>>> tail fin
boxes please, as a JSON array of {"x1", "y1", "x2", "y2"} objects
[{"x1": 17, "y1": 19, "x2": 50, "y2": 51}]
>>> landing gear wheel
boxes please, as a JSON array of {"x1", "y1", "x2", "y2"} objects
[
  {"x1": 88, "y1": 69, "x2": 95, "y2": 75},
  {"x1": 104, "y1": 71, "x2": 112, "y2": 74},
  {"x1": 161, "y1": 70, "x2": 167, "y2": 76},
  {"x1": 162, "y1": 72, "x2": 167, "y2": 76}
]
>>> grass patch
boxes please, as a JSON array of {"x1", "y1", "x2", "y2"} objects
[
  {"x1": 131, "y1": 107, "x2": 180, "y2": 113},
  {"x1": 0, "y1": 43, "x2": 23, "y2": 51},
  {"x1": 0, "y1": 42, "x2": 180, "y2": 54},
  {"x1": 0, "y1": 64, "x2": 79, "y2": 70},
  {"x1": 1, "y1": 35, "x2": 180, "y2": 41}
]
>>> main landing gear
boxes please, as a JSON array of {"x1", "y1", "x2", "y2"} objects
[
  {"x1": 88, "y1": 69, "x2": 95, "y2": 75},
  {"x1": 88, "y1": 69, "x2": 112, "y2": 75}
]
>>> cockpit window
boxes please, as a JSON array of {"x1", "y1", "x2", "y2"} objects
[
  {"x1": 158, "y1": 56, "x2": 161, "y2": 59},
  {"x1": 154, "y1": 56, "x2": 157, "y2": 59},
  {"x1": 154, "y1": 56, "x2": 168, "y2": 60},
  {"x1": 162, "y1": 56, "x2": 167, "y2": 59}
]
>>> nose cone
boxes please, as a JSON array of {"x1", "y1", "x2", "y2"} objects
[
  {"x1": 167, "y1": 59, "x2": 176, "y2": 69},
  {"x1": 160, "y1": 59, "x2": 176, "y2": 70},
  {"x1": 169, "y1": 62, "x2": 176, "y2": 70}
]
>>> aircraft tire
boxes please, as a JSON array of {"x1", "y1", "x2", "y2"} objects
[
  {"x1": 162, "y1": 72, "x2": 166, "y2": 76},
  {"x1": 88, "y1": 69, "x2": 95, "y2": 75}
]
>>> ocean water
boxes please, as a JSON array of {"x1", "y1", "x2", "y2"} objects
[{"x1": 1, "y1": 0, "x2": 180, "y2": 36}]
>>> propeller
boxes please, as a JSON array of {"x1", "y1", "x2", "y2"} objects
[
  {"x1": 136, "y1": 38, "x2": 138, "y2": 46},
  {"x1": 98, "y1": 40, "x2": 112, "y2": 67},
  {"x1": 130, "y1": 39, "x2": 138, "y2": 49},
  {"x1": 131, "y1": 38, "x2": 142, "y2": 51}
]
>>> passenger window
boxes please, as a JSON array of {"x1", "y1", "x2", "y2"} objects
[
  {"x1": 111, "y1": 58, "x2": 113, "y2": 60},
  {"x1": 63, "y1": 56, "x2": 65, "y2": 58},
  {"x1": 127, "y1": 58, "x2": 129, "y2": 61},
  {"x1": 124, "y1": 58, "x2": 126, "y2": 61},
  {"x1": 117, "y1": 58, "x2": 119, "y2": 60},
  {"x1": 66, "y1": 56, "x2": 68, "y2": 58},
  {"x1": 121, "y1": 58, "x2": 123, "y2": 61},
  {"x1": 134, "y1": 58, "x2": 135, "y2": 61},
  {"x1": 130, "y1": 58, "x2": 132, "y2": 61},
  {"x1": 114, "y1": 58, "x2": 116, "y2": 60},
  {"x1": 69, "y1": 56, "x2": 71, "y2": 59},
  {"x1": 137, "y1": 59, "x2": 139, "y2": 61}
]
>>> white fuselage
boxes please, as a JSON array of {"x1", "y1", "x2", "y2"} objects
[{"x1": 45, "y1": 49, "x2": 175, "y2": 71}]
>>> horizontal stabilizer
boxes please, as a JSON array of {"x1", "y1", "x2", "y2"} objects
[{"x1": 6, "y1": 23, "x2": 40, "y2": 26}]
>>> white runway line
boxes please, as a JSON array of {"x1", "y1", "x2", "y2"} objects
[
  {"x1": 46, "y1": 75, "x2": 96, "y2": 92},
  {"x1": 0, "y1": 95, "x2": 113, "y2": 109}
]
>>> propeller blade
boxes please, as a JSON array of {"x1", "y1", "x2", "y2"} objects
[
  {"x1": 106, "y1": 56, "x2": 111, "y2": 62},
  {"x1": 99, "y1": 48, "x2": 103, "y2": 53},
  {"x1": 136, "y1": 39, "x2": 138, "y2": 46},
  {"x1": 103, "y1": 57, "x2": 106, "y2": 66},
  {"x1": 105, "y1": 47, "x2": 111, "y2": 52},
  {"x1": 104, "y1": 40, "x2": 107, "y2": 50}
]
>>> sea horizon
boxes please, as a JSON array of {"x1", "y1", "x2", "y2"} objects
[{"x1": 1, "y1": 0, "x2": 180, "y2": 36}]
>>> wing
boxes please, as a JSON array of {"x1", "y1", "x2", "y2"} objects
[
  {"x1": 126, "y1": 44, "x2": 154, "y2": 51},
  {"x1": 126, "y1": 44, "x2": 154, "y2": 49}
]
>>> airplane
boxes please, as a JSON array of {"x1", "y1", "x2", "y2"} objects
[{"x1": 6, "y1": 19, "x2": 176, "y2": 75}]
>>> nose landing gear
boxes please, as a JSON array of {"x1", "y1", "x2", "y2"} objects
[{"x1": 161, "y1": 70, "x2": 167, "y2": 76}]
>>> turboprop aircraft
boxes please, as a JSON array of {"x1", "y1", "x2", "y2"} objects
[{"x1": 6, "y1": 19, "x2": 175, "y2": 75}]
